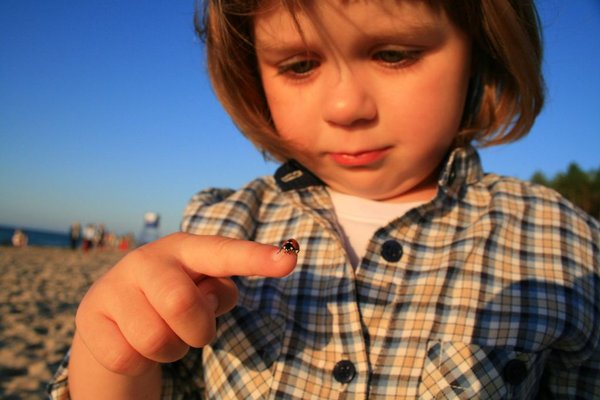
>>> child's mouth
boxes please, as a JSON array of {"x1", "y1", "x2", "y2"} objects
[{"x1": 329, "y1": 147, "x2": 390, "y2": 167}]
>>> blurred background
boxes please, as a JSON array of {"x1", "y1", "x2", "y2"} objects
[{"x1": 1, "y1": 0, "x2": 599, "y2": 242}]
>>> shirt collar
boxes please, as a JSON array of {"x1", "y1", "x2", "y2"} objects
[
  {"x1": 274, "y1": 159, "x2": 324, "y2": 191},
  {"x1": 274, "y1": 145, "x2": 484, "y2": 197},
  {"x1": 437, "y1": 145, "x2": 484, "y2": 198}
]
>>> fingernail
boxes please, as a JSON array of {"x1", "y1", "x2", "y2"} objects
[{"x1": 205, "y1": 293, "x2": 219, "y2": 312}]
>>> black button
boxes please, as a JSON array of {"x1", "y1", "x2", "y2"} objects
[
  {"x1": 503, "y1": 359, "x2": 528, "y2": 385},
  {"x1": 333, "y1": 360, "x2": 356, "y2": 383},
  {"x1": 381, "y1": 240, "x2": 403, "y2": 262}
]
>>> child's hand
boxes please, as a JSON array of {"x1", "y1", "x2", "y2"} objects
[{"x1": 73, "y1": 233, "x2": 297, "y2": 376}]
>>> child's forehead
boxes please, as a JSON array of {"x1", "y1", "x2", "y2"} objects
[
  {"x1": 255, "y1": 0, "x2": 443, "y2": 26},
  {"x1": 254, "y1": 0, "x2": 446, "y2": 48}
]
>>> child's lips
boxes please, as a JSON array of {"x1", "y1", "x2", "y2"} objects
[{"x1": 329, "y1": 147, "x2": 391, "y2": 167}]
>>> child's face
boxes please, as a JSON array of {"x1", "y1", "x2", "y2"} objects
[{"x1": 255, "y1": 0, "x2": 471, "y2": 202}]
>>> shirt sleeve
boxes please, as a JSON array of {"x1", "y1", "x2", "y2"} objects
[
  {"x1": 543, "y1": 256, "x2": 600, "y2": 397},
  {"x1": 46, "y1": 348, "x2": 205, "y2": 399},
  {"x1": 46, "y1": 353, "x2": 71, "y2": 400}
]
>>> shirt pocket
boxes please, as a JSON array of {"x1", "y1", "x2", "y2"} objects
[{"x1": 419, "y1": 340, "x2": 537, "y2": 400}]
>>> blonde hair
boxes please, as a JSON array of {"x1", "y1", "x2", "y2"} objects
[{"x1": 195, "y1": 0, "x2": 545, "y2": 161}]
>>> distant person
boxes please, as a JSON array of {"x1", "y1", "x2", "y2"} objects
[
  {"x1": 11, "y1": 229, "x2": 28, "y2": 248},
  {"x1": 49, "y1": 1, "x2": 599, "y2": 398},
  {"x1": 104, "y1": 230, "x2": 117, "y2": 248},
  {"x1": 69, "y1": 222, "x2": 81, "y2": 250},
  {"x1": 118, "y1": 235, "x2": 131, "y2": 251},
  {"x1": 96, "y1": 224, "x2": 106, "y2": 249},
  {"x1": 81, "y1": 224, "x2": 96, "y2": 252}
]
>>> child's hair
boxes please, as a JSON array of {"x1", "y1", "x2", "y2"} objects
[{"x1": 195, "y1": 0, "x2": 545, "y2": 162}]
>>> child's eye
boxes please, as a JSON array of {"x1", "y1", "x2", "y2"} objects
[
  {"x1": 277, "y1": 59, "x2": 320, "y2": 77},
  {"x1": 373, "y1": 50, "x2": 421, "y2": 67}
]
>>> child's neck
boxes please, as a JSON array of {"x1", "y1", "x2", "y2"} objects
[{"x1": 327, "y1": 188, "x2": 427, "y2": 267}]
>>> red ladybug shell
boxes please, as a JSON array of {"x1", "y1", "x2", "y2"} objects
[{"x1": 280, "y1": 238, "x2": 300, "y2": 254}]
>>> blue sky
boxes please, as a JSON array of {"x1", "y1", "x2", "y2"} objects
[{"x1": 1, "y1": 0, "x2": 599, "y2": 236}]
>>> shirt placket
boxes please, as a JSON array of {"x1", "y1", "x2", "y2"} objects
[{"x1": 274, "y1": 189, "x2": 371, "y2": 399}]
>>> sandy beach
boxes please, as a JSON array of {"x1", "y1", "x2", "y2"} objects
[{"x1": 0, "y1": 246, "x2": 126, "y2": 399}]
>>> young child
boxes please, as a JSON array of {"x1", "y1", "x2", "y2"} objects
[{"x1": 49, "y1": 0, "x2": 599, "y2": 398}]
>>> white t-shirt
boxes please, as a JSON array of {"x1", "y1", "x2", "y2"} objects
[{"x1": 327, "y1": 188, "x2": 424, "y2": 267}]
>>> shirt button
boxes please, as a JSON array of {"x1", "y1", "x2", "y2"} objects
[
  {"x1": 503, "y1": 359, "x2": 528, "y2": 385},
  {"x1": 333, "y1": 360, "x2": 356, "y2": 383},
  {"x1": 381, "y1": 240, "x2": 403, "y2": 262}
]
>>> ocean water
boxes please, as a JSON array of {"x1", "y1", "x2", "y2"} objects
[{"x1": 0, "y1": 225, "x2": 70, "y2": 247}]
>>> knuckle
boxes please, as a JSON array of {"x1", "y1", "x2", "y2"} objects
[
  {"x1": 102, "y1": 348, "x2": 142, "y2": 375},
  {"x1": 211, "y1": 235, "x2": 235, "y2": 254},
  {"x1": 133, "y1": 325, "x2": 190, "y2": 363},
  {"x1": 134, "y1": 324, "x2": 173, "y2": 356},
  {"x1": 214, "y1": 237, "x2": 249, "y2": 270},
  {"x1": 122, "y1": 246, "x2": 152, "y2": 268},
  {"x1": 161, "y1": 285, "x2": 199, "y2": 319},
  {"x1": 170, "y1": 232, "x2": 193, "y2": 251}
]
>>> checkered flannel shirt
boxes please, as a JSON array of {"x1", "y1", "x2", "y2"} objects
[{"x1": 48, "y1": 146, "x2": 599, "y2": 399}]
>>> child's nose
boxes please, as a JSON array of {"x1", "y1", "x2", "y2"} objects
[{"x1": 322, "y1": 70, "x2": 377, "y2": 127}]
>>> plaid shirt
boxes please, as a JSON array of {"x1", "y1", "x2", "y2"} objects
[{"x1": 48, "y1": 146, "x2": 599, "y2": 399}]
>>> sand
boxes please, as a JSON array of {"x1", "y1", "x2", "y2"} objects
[{"x1": 0, "y1": 246, "x2": 126, "y2": 399}]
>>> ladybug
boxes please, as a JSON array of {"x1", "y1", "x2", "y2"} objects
[{"x1": 279, "y1": 238, "x2": 300, "y2": 255}]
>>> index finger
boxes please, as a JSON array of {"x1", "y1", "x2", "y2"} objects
[{"x1": 162, "y1": 233, "x2": 298, "y2": 280}]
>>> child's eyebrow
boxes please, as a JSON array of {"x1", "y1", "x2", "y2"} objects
[
  {"x1": 357, "y1": 25, "x2": 446, "y2": 46},
  {"x1": 255, "y1": 22, "x2": 445, "y2": 56},
  {"x1": 255, "y1": 38, "x2": 309, "y2": 54}
]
